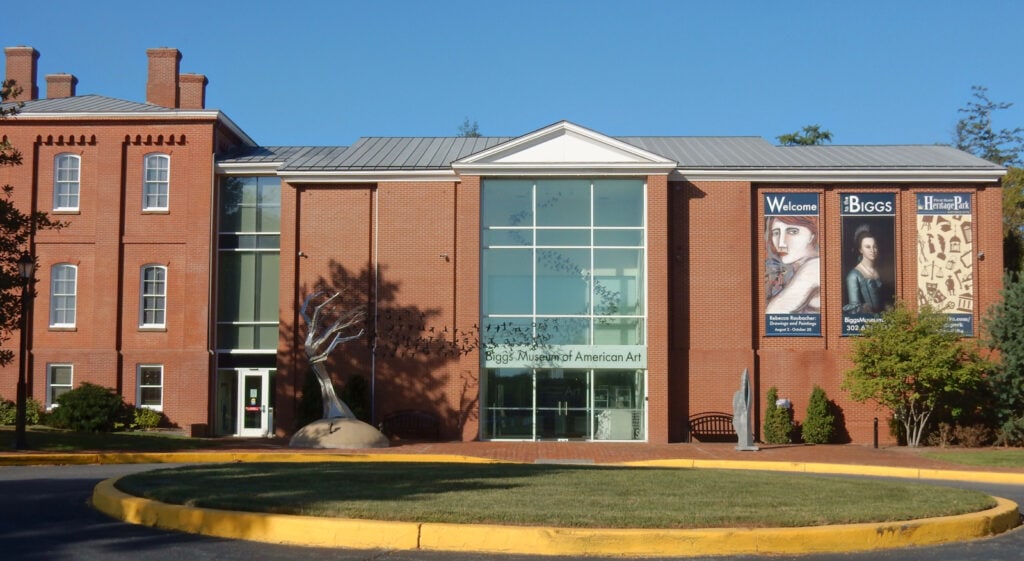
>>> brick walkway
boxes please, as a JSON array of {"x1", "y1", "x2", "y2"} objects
[{"x1": 220, "y1": 439, "x2": 1024, "y2": 473}]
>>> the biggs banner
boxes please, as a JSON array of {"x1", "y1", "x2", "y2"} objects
[
  {"x1": 841, "y1": 193, "x2": 896, "y2": 335},
  {"x1": 917, "y1": 193, "x2": 974, "y2": 335},
  {"x1": 764, "y1": 193, "x2": 821, "y2": 336}
]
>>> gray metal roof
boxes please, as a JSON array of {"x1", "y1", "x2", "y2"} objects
[
  {"x1": 619, "y1": 137, "x2": 1000, "y2": 170},
  {"x1": 2, "y1": 94, "x2": 176, "y2": 113},
  {"x1": 278, "y1": 136, "x2": 514, "y2": 171},
  {"x1": 225, "y1": 136, "x2": 1001, "y2": 172}
]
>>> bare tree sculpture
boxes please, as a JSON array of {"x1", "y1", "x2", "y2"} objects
[{"x1": 301, "y1": 291, "x2": 365, "y2": 420}]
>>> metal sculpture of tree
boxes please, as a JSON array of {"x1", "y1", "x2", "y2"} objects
[{"x1": 301, "y1": 291, "x2": 364, "y2": 420}]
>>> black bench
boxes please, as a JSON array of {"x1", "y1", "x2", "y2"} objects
[
  {"x1": 379, "y1": 410, "x2": 441, "y2": 441},
  {"x1": 687, "y1": 411, "x2": 737, "y2": 443}
]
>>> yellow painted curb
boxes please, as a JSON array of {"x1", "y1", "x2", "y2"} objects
[
  {"x1": 421, "y1": 498, "x2": 1019, "y2": 556},
  {"x1": 92, "y1": 478, "x2": 421, "y2": 549},
  {"x1": 93, "y1": 475, "x2": 1020, "y2": 557}
]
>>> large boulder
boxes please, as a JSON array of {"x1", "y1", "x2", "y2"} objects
[{"x1": 289, "y1": 417, "x2": 390, "y2": 449}]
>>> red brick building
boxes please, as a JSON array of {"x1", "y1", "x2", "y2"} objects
[{"x1": 1, "y1": 46, "x2": 1006, "y2": 444}]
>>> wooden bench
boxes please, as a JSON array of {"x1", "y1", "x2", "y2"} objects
[
  {"x1": 687, "y1": 411, "x2": 737, "y2": 443},
  {"x1": 379, "y1": 410, "x2": 441, "y2": 441}
]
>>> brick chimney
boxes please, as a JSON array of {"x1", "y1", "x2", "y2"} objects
[
  {"x1": 46, "y1": 73, "x2": 78, "y2": 99},
  {"x1": 146, "y1": 47, "x2": 181, "y2": 108},
  {"x1": 4, "y1": 46, "x2": 40, "y2": 101},
  {"x1": 179, "y1": 73, "x2": 207, "y2": 109}
]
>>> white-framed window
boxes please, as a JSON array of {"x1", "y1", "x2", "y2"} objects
[
  {"x1": 54, "y1": 153, "x2": 81, "y2": 211},
  {"x1": 49, "y1": 264, "x2": 77, "y2": 327},
  {"x1": 143, "y1": 153, "x2": 170, "y2": 210},
  {"x1": 140, "y1": 264, "x2": 167, "y2": 327},
  {"x1": 47, "y1": 363, "x2": 73, "y2": 408},
  {"x1": 137, "y1": 364, "x2": 163, "y2": 410}
]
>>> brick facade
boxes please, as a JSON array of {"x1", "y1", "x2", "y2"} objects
[{"x1": 0, "y1": 46, "x2": 1006, "y2": 445}]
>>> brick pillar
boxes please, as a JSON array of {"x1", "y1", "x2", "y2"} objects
[
  {"x1": 146, "y1": 48, "x2": 180, "y2": 108},
  {"x1": 45, "y1": 74, "x2": 77, "y2": 99},
  {"x1": 4, "y1": 46, "x2": 39, "y2": 101},
  {"x1": 179, "y1": 73, "x2": 207, "y2": 109}
]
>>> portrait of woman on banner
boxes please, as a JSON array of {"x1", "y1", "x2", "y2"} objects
[
  {"x1": 765, "y1": 215, "x2": 820, "y2": 314},
  {"x1": 843, "y1": 224, "x2": 893, "y2": 315}
]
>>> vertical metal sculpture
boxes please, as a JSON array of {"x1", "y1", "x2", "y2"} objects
[
  {"x1": 301, "y1": 291, "x2": 364, "y2": 420},
  {"x1": 733, "y1": 368, "x2": 760, "y2": 451}
]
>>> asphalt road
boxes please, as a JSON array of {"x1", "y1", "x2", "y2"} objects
[{"x1": 0, "y1": 463, "x2": 1022, "y2": 561}]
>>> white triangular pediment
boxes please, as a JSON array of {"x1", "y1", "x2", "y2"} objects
[{"x1": 453, "y1": 121, "x2": 676, "y2": 176}]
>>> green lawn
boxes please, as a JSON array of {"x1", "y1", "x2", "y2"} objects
[
  {"x1": 921, "y1": 448, "x2": 1024, "y2": 468},
  {"x1": 0, "y1": 426, "x2": 234, "y2": 451},
  {"x1": 115, "y1": 462, "x2": 996, "y2": 529}
]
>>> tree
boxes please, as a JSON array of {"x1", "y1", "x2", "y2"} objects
[
  {"x1": 457, "y1": 117, "x2": 481, "y2": 138},
  {"x1": 762, "y1": 386, "x2": 793, "y2": 444},
  {"x1": 1001, "y1": 167, "x2": 1024, "y2": 270},
  {"x1": 983, "y1": 271, "x2": 1024, "y2": 445},
  {"x1": 801, "y1": 385, "x2": 836, "y2": 444},
  {"x1": 951, "y1": 86, "x2": 1024, "y2": 269},
  {"x1": 842, "y1": 304, "x2": 991, "y2": 447},
  {"x1": 953, "y1": 85, "x2": 1023, "y2": 166},
  {"x1": 0, "y1": 80, "x2": 63, "y2": 366},
  {"x1": 777, "y1": 125, "x2": 833, "y2": 146}
]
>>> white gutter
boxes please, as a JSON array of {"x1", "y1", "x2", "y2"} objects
[{"x1": 673, "y1": 168, "x2": 1006, "y2": 183}]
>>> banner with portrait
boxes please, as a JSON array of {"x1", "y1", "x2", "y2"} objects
[
  {"x1": 841, "y1": 193, "x2": 896, "y2": 336},
  {"x1": 916, "y1": 193, "x2": 974, "y2": 335},
  {"x1": 764, "y1": 193, "x2": 821, "y2": 336}
]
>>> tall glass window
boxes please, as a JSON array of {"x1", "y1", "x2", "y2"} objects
[
  {"x1": 216, "y1": 176, "x2": 281, "y2": 351},
  {"x1": 481, "y1": 178, "x2": 647, "y2": 441},
  {"x1": 54, "y1": 153, "x2": 80, "y2": 211},
  {"x1": 50, "y1": 264, "x2": 77, "y2": 327},
  {"x1": 482, "y1": 178, "x2": 645, "y2": 346},
  {"x1": 140, "y1": 265, "x2": 167, "y2": 327},
  {"x1": 143, "y1": 153, "x2": 170, "y2": 210}
]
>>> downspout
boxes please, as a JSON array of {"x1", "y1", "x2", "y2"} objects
[
  {"x1": 207, "y1": 153, "x2": 217, "y2": 435},
  {"x1": 371, "y1": 185, "x2": 379, "y2": 423}
]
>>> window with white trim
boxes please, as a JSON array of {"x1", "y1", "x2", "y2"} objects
[
  {"x1": 143, "y1": 153, "x2": 170, "y2": 210},
  {"x1": 140, "y1": 265, "x2": 167, "y2": 327},
  {"x1": 54, "y1": 153, "x2": 80, "y2": 211},
  {"x1": 49, "y1": 264, "x2": 77, "y2": 327},
  {"x1": 137, "y1": 364, "x2": 163, "y2": 410},
  {"x1": 47, "y1": 364, "x2": 73, "y2": 408}
]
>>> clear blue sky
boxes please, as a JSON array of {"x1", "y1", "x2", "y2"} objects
[{"x1": 4, "y1": 0, "x2": 1022, "y2": 148}]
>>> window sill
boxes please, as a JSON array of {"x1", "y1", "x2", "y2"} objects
[
  {"x1": 142, "y1": 209, "x2": 170, "y2": 214},
  {"x1": 53, "y1": 209, "x2": 81, "y2": 215},
  {"x1": 48, "y1": 326, "x2": 77, "y2": 332},
  {"x1": 138, "y1": 326, "x2": 167, "y2": 332}
]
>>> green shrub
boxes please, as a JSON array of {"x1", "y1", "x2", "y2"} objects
[
  {"x1": 47, "y1": 383, "x2": 132, "y2": 432},
  {"x1": 132, "y1": 407, "x2": 163, "y2": 430},
  {"x1": 0, "y1": 395, "x2": 43, "y2": 425},
  {"x1": 801, "y1": 385, "x2": 836, "y2": 444},
  {"x1": 763, "y1": 386, "x2": 794, "y2": 444}
]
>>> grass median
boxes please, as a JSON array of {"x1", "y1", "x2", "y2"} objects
[{"x1": 115, "y1": 462, "x2": 996, "y2": 529}]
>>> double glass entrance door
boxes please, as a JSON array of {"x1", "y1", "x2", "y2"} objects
[{"x1": 485, "y1": 368, "x2": 644, "y2": 441}]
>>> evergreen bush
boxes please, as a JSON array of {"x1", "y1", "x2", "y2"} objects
[
  {"x1": 763, "y1": 386, "x2": 793, "y2": 444},
  {"x1": 801, "y1": 385, "x2": 835, "y2": 444},
  {"x1": 132, "y1": 407, "x2": 163, "y2": 430},
  {"x1": 0, "y1": 395, "x2": 43, "y2": 425},
  {"x1": 46, "y1": 383, "x2": 132, "y2": 432}
]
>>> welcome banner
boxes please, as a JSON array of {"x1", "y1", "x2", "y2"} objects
[
  {"x1": 764, "y1": 193, "x2": 821, "y2": 336},
  {"x1": 916, "y1": 193, "x2": 974, "y2": 335}
]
